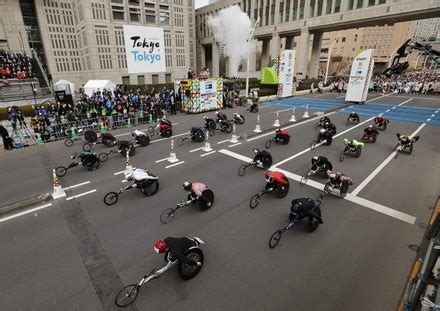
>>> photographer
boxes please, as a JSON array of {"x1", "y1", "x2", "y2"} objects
[
  {"x1": 7, "y1": 107, "x2": 17, "y2": 131},
  {"x1": 0, "y1": 124, "x2": 13, "y2": 150}
]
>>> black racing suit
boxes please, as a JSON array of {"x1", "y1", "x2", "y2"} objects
[
  {"x1": 289, "y1": 198, "x2": 323, "y2": 223},
  {"x1": 254, "y1": 150, "x2": 271, "y2": 164},
  {"x1": 311, "y1": 156, "x2": 332, "y2": 172},
  {"x1": 348, "y1": 113, "x2": 359, "y2": 121},
  {"x1": 323, "y1": 122, "x2": 336, "y2": 135},
  {"x1": 320, "y1": 117, "x2": 331, "y2": 124},
  {"x1": 164, "y1": 237, "x2": 198, "y2": 265},
  {"x1": 318, "y1": 130, "x2": 333, "y2": 143}
]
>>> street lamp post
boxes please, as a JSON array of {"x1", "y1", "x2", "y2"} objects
[
  {"x1": 245, "y1": 17, "x2": 260, "y2": 97},
  {"x1": 324, "y1": 33, "x2": 341, "y2": 85}
]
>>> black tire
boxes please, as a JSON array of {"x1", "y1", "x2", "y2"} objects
[
  {"x1": 283, "y1": 136, "x2": 290, "y2": 145},
  {"x1": 119, "y1": 143, "x2": 136, "y2": 157},
  {"x1": 249, "y1": 193, "x2": 261, "y2": 209},
  {"x1": 238, "y1": 164, "x2": 247, "y2": 176},
  {"x1": 371, "y1": 134, "x2": 377, "y2": 143},
  {"x1": 104, "y1": 192, "x2": 119, "y2": 205},
  {"x1": 98, "y1": 153, "x2": 109, "y2": 163},
  {"x1": 262, "y1": 154, "x2": 273, "y2": 169},
  {"x1": 160, "y1": 208, "x2": 175, "y2": 224},
  {"x1": 355, "y1": 148, "x2": 362, "y2": 158},
  {"x1": 308, "y1": 207, "x2": 321, "y2": 232},
  {"x1": 339, "y1": 152, "x2": 346, "y2": 162},
  {"x1": 161, "y1": 128, "x2": 172, "y2": 137},
  {"x1": 55, "y1": 166, "x2": 67, "y2": 177},
  {"x1": 177, "y1": 137, "x2": 186, "y2": 146},
  {"x1": 115, "y1": 284, "x2": 139, "y2": 308},
  {"x1": 265, "y1": 139, "x2": 272, "y2": 149},
  {"x1": 82, "y1": 143, "x2": 92, "y2": 152},
  {"x1": 269, "y1": 230, "x2": 282, "y2": 249},
  {"x1": 300, "y1": 175, "x2": 308, "y2": 187},
  {"x1": 84, "y1": 130, "x2": 97, "y2": 143},
  {"x1": 276, "y1": 182, "x2": 290, "y2": 198},
  {"x1": 383, "y1": 122, "x2": 387, "y2": 131},
  {"x1": 141, "y1": 180, "x2": 159, "y2": 196},
  {"x1": 310, "y1": 140, "x2": 317, "y2": 150},
  {"x1": 408, "y1": 143, "x2": 413, "y2": 155},
  {"x1": 178, "y1": 248, "x2": 204, "y2": 280},
  {"x1": 208, "y1": 121, "x2": 216, "y2": 132},
  {"x1": 137, "y1": 135, "x2": 150, "y2": 146},
  {"x1": 64, "y1": 139, "x2": 73, "y2": 147},
  {"x1": 225, "y1": 123, "x2": 233, "y2": 133},
  {"x1": 147, "y1": 126, "x2": 155, "y2": 133},
  {"x1": 340, "y1": 181, "x2": 349, "y2": 198},
  {"x1": 198, "y1": 189, "x2": 214, "y2": 211},
  {"x1": 102, "y1": 133, "x2": 117, "y2": 147},
  {"x1": 325, "y1": 137, "x2": 332, "y2": 146},
  {"x1": 83, "y1": 157, "x2": 99, "y2": 171}
]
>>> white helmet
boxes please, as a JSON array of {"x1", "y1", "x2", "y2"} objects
[
  {"x1": 319, "y1": 129, "x2": 326, "y2": 134},
  {"x1": 312, "y1": 156, "x2": 318, "y2": 161}
]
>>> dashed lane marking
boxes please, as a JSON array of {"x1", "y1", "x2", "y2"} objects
[
  {"x1": 0, "y1": 203, "x2": 53, "y2": 222},
  {"x1": 165, "y1": 161, "x2": 185, "y2": 168},
  {"x1": 155, "y1": 157, "x2": 169, "y2": 163},
  {"x1": 200, "y1": 151, "x2": 216, "y2": 157},
  {"x1": 228, "y1": 142, "x2": 242, "y2": 148},
  {"x1": 66, "y1": 189, "x2": 97, "y2": 201},
  {"x1": 64, "y1": 181, "x2": 90, "y2": 191},
  {"x1": 189, "y1": 147, "x2": 205, "y2": 153},
  {"x1": 217, "y1": 139, "x2": 230, "y2": 144},
  {"x1": 113, "y1": 171, "x2": 124, "y2": 175}
]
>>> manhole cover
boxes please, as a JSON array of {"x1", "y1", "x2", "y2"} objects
[{"x1": 409, "y1": 244, "x2": 420, "y2": 251}]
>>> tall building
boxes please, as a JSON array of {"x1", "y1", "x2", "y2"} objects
[
  {"x1": 0, "y1": 0, "x2": 196, "y2": 90},
  {"x1": 410, "y1": 18, "x2": 440, "y2": 41}
]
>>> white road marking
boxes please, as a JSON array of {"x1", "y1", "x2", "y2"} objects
[
  {"x1": 427, "y1": 119, "x2": 431, "y2": 122},
  {"x1": 276, "y1": 108, "x2": 295, "y2": 113},
  {"x1": 398, "y1": 98, "x2": 413, "y2": 106},
  {"x1": 189, "y1": 147, "x2": 204, "y2": 153},
  {"x1": 228, "y1": 142, "x2": 242, "y2": 148},
  {"x1": 155, "y1": 157, "x2": 169, "y2": 163},
  {"x1": 66, "y1": 189, "x2": 97, "y2": 201},
  {"x1": 217, "y1": 139, "x2": 230, "y2": 144},
  {"x1": 64, "y1": 181, "x2": 90, "y2": 191},
  {"x1": 336, "y1": 95, "x2": 345, "y2": 99},
  {"x1": 0, "y1": 203, "x2": 52, "y2": 222},
  {"x1": 247, "y1": 112, "x2": 337, "y2": 142},
  {"x1": 272, "y1": 117, "x2": 375, "y2": 168},
  {"x1": 114, "y1": 171, "x2": 124, "y2": 175},
  {"x1": 431, "y1": 114, "x2": 435, "y2": 117},
  {"x1": 386, "y1": 109, "x2": 390, "y2": 112},
  {"x1": 351, "y1": 122, "x2": 426, "y2": 196},
  {"x1": 218, "y1": 149, "x2": 253, "y2": 162},
  {"x1": 165, "y1": 161, "x2": 185, "y2": 168},
  {"x1": 200, "y1": 151, "x2": 216, "y2": 157}
]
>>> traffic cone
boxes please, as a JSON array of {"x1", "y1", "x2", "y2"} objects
[
  {"x1": 273, "y1": 111, "x2": 281, "y2": 127},
  {"x1": 167, "y1": 139, "x2": 179, "y2": 163},
  {"x1": 229, "y1": 123, "x2": 239, "y2": 143},
  {"x1": 125, "y1": 149, "x2": 133, "y2": 175},
  {"x1": 253, "y1": 115, "x2": 262, "y2": 133},
  {"x1": 52, "y1": 168, "x2": 66, "y2": 199},
  {"x1": 302, "y1": 105, "x2": 310, "y2": 118},
  {"x1": 36, "y1": 133, "x2": 45, "y2": 145},
  {"x1": 289, "y1": 108, "x2": 296, "y2": 122},
  {"x1": 202, "y1": 131, "x2": 213, "y2": 152}
]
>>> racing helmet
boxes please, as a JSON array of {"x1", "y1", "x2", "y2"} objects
[
  {"x1": 124, "y1": 170, "x2": 134, "y2": 180},
  {"x1": 183, "y1": 181, "x2": 192, "y2": 191},
  {"x1": 319, "y1": 128, "x2": 326, "y2": 134},
  {"x1": 368, "y1": 125, "x2": 373, "y2": 129},
  {"x1": 312, "y1": 156, "x2": 319, "y2": 161},
  {"x1": 253, "y1": 148, "x2": 261, "y2": 155},
  {"x1": 276, "y1": 129, "x2": 281, "y2": 134},
  {"x1": 131, "y1": 131, "x2": 136, "y2": 137},
  {"x1": 266, "y1": 175, "x2": 274, "y2": 183},
  {"x1": 154, "y1": 240, "x2": 167, "y2": 254}
]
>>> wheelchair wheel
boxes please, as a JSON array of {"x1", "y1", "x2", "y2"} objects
[
  {"x1": 238, "y1": 164, "x2": 248, "y2": 176},
  {"x1": 276, "y1": 182, "x2": 289, "y2": 198},
  {"x1": 198, "y1": 189, "x2": 214, "y2": 211},
  {"x1": 161, "y1": 128, "x2": 173, "y2": 137},
  {"x1": 177, "y1": 137, "x2": 186, "y2": 146},
  {"x1": 339, "y1": 152, "x2": 346, "y2": 162},
  {"x1": 324, "y1": 137, "x2": 332, "y2": 146},
  {"x1": 102, "y1": 133, "x2": 117, "y2": 147},
  {"x1": 300, "y1": 175, "x2": 309, "y2": 187},
  {"x1": 55, "y1": 166, "x2": 67, "y2": 177},
  {"x1": 178, "y1": 248, "x2": 204, "y2": 280},
  {"x1": 282, "y1": 136, "x2": 290, "y2": 145},
  {"x1": 225, "y1": 122, "x2": 233, "y2": 133},
  {"x1": 355, "y1": 148, "x2": 362, "y2": 158},
  {"x1": 82, "y1": 143, "x2": 92, "y2": 152},
  {"x1": 104, "y1": 192, "x2": 119, "y2": 206},
  {"x1": 84, "y1": 130, "x2": 97, "y2": 143},
  {"x1": 64, "y1": 139, "x2": 73, "y2": 147},
  {"x1": 269, "y1": 230, "x2": 282, "y2": 249},
  {"x1": 160, "y1": 208, "x2": 175, "y2": 224},
  {"x1": 265, "y1": 139, "x2": 272, "y2": 149},
  {"x1": 137, "y1": 135, "x2": 150, "y2": 147},
  {"x1": 98, "y1": 152, "x2": 109, "y2": 163},
  {"x1": 249, "y1": 193, "x2": 261, "y2": 209},
  {"x1": 308, "y1": 207, "x2": 321, "y2": 232},
  {"x1": 141, "y1": 180, "x2": 159, "y2": 196},
  {"x1": 262, "y1": 154, "x2": 273, "y2": 169},
  {"x1": 310, "y1": 140, "x2": 317, "y2": 150},
  {"x1": 340, "y1": 181, "x2": 349, "y2": 198}
]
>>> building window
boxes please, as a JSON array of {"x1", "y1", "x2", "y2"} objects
[
  {"x1": 145, "y1": 9, "x2": 156, "y2": 23},
  {"x1": 137, "y1": 75, "x2": 145, "y2": 85},
  {"x1": 122, "y1": 76, "x2": 130, "y2": 85},
  {"x1": 152, "y1": 74, "x2": 159, "y2": 84},
  {"x1": 160, "y1": 11, "x2": 170, "y2": 25},
  {"x1": 165, "y1": 73, "x2": 171, "y2": 83},
  {"x1": 112, "y1": 6, "x2": 125, "y2": 20},
  {"x1": 341, "y1": 37, "x2": 346, "y2": 42},
  {"x1": 130, "y1": 8, "x2": 141, "y2": 22}
]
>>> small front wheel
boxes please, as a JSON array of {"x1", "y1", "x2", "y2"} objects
[
  {"x1": 339, "y1": 152, "x2": 346, "y2": 162},
  {"x1": 147, "y1": 126, "x2": 155, "y2": 133},
  {"x1": 300, "y1": 175, "x2": 308, "y2": 187},
  {"x1": 64, "y1": 139, "x2": 73, "y2": 147},
  {"x1": 238, "y1": 164, "x2": 248, "y2": 176},
  {"x1": 104, "y1": 192, "x2": 119, "y2": 206},
  {"x1": 115, "y1": 284, "x2": 139, "y2": 308},
  {"x1": 98, "y1": 153, "x2": 109, "y2": 163},
  {"x1": 160, "y1": 208, "x2": 175, "y2": 224},
  {"x1": 55, "y1": 166, "x2": 67, "y2": 177},
  {"x1": 177, "y1": 137, "x2": 186, "y2": 146},
  {"x1": 82, "y1": 143, "x2": 92, "y2": 152},
  {"x1": 265, "y1": 139, "x2": 272, "y2": 149},
  {"x1": 310, "y1": 140, "x2": 317, "y2": 150},
  {"x1": 249, "y1": 194, "x2": 261, "y2": 209},
  {"x1": 269, "y1": 230, "x2": 282, "y2": 249}
]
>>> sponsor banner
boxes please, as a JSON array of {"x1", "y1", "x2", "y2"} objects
[
  {"x1": 346, "y1": 49, "x2": 374, "y2": 102},
  {"x1": 278, "y1": 49, "x2": 295, "y2": 98},
  {"x1": 123, "y1": 25, "x2": 166, "y2": 73}
]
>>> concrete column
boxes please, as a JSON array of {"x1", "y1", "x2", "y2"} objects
[
  {"x1": 270, "y1": 33, "x2": 281, "y2": 61},
  {"x1": 353, "y1": 0, "x2": 358, "y2": 10},
  {"x1": 309, "y1": 32, "x2": 323, "y2": 78},
  {"x1": 261, "y1": 0, "x2": 266, "y2": 26},
  {"x1": 262, "y1": 39, "x2": 271, "y2": 67},
  {"x1": 200, "y1": 46, "x2": 206, "y2": 69},
  {"x1": 297, "y1": 0, "x2": 301, "y2": 19},
  {"x1": 331, "y1": 0, "x2": 336, "y2": 13},
  {"x1": 212, "y1": 42, "x2": 220, "y2": 77},
  {"x1": 322, "y1": 0, "x2": 327, "y2": 15},
  {"x1": 289, "y1": 0, "x2": 294, "y2": 21},
  {"x1": 285, "y1": 36, "x2": 295, "y2": 50},
  {"x1": 304, "y1": 0, "x2": 311, "y2": 19},
  {"x1": 375, "y1": 0, "x2": 379, "y2": 5},
  {"x1": 314, "y1": 0, "x2": 319, "y2": 17},
  {"x1": 275, "y1": 0, "x2": 281, "y2": 24},
  {"x1": 297, "y1": 28, "x2": 310, "y2": 80}
]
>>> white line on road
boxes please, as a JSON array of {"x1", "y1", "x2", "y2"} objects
[
  {"x1": 272, "y1": 117, "x2": 375, "y2": 168},
  {"x1": 114, "y1": 171, "x2": 124, "y2": 175},
  {"x1": 427, "y1": 119, "x2": 431, "y2": 121},
  {"x1": 63, "y1": 181, "x2": 90, "y2": 191},
  {"x1": 189, "y1": 147, "x2": 204, "y2": 153},
  {"x1": 228, "y1": 142, "x2": 242, "y2": 148},
  {"x1": 200, "y1": 151, "x2": 216, "y2": 157},
  {"x1": 336, "y1": 95, "x2": 345, "y2": 99},
  {"x1": 218, "y1": 149, "x2": 252, "y2": 162},
  {"x1": 398, "y1": 98, "x2": 413, "y2": 106},
  {"x1": 217, "y1": 139, "x2": 230, "y2": 144},
  {"x1": 247, "y1": 112, "x2": 337, "y2": 142},
  {"x1": 351, "y1": 122, "x2": 426, "y2": 196},
  {"x1": 66, "y1": 189, "x2": 97, "y2": 201},
  {"x1": 275, "y1": 108, "x2": 295, "y2": 113},
  {"x1": 165, "y1": 161, "x2": 185, "y2": 168},
  {"x1": 0, "y1": 203, "x2": 53, "y2": 222},
  {"x1": 431, "y1": 114, "x2": 435, "y2": 117},
  {"x1": 155, "y1": 157, "x2": 169, "y2": 163}
]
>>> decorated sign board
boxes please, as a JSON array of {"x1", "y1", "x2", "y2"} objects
[
  {"x1": 346, "y1": 49, "x2": 375, "y2": 103},
  {"x1": 123, "y1": 25, "x2": 166, "y2": 73},
  {"x1": 177, "y1": 78, "x2": 223, "y2": 113},
  {"x1": 277, "y1": 49, "x2": 295, "y2": 98}
]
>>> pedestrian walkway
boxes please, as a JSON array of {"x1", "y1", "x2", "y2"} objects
[{"x1": 265, "y1": 97, "x2": 345, "y2": 112}]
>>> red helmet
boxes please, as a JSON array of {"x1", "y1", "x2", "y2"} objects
[{"x1": 154, "y1": 240, "x2": 167, "y2": 254}]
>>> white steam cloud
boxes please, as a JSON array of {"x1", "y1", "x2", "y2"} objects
[{"x1": 207, "y1": 5, "x2": 256, "y2": 77}]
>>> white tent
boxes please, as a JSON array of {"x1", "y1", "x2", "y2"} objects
[
  {"x1": 83, "y1": 80, "x2": 116, "y2": 97},
  {"x1": 54, "y1": 79, "x2": 75, "y2": 95}
]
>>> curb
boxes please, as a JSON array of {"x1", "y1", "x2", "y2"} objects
[
  {"x1": 0, "y1": 193, "x2": 52, "y2": 215},
  {"x1": 243, "y1": 102, "x2": 354, "y2": 140}
]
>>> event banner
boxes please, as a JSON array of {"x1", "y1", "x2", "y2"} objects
[
  {"x1": 346, "y1": 49, "x2": 374, "y2": 103},
  {"x1": 123, "y1": 25, "x2": 166, "y2": 73},
  {"x1": 278, "y1": 49, "x2": 295, "y2": 98}
]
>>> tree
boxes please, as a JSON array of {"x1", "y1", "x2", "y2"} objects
[{"x1": 318, "y1": 56, "x2": 352, "y2": 77}]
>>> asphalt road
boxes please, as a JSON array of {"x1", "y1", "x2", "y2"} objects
[{"x1": 1, "y1": 92, "x2": 439, "y2": 311}]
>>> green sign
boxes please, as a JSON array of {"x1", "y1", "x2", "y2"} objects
[{"x1": 260, "y1": 67, "x2": 278, "y2": 85}]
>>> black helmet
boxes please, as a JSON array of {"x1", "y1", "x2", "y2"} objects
[{"x1": 183, "y1": 181, "x2": 192, "y2": 191}]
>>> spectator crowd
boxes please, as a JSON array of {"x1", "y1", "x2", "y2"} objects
[{"x1": 0, "y1": 50, "x2": 33, "y2": 80}]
